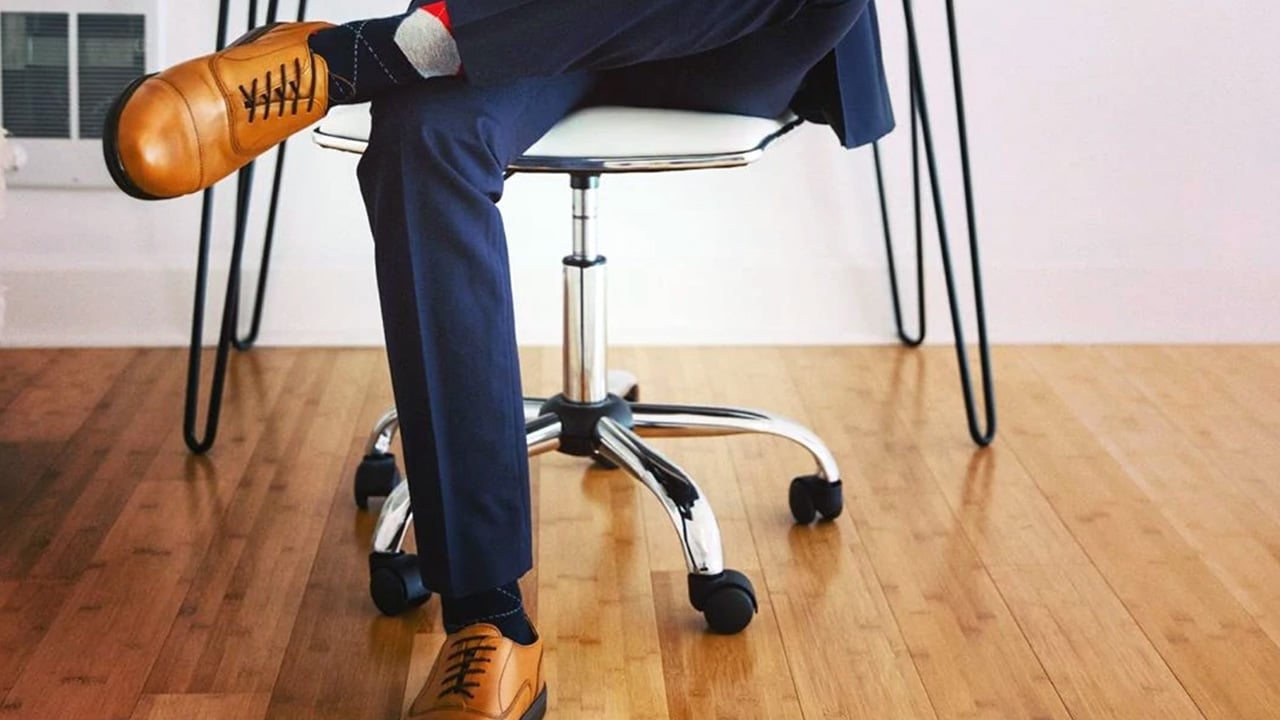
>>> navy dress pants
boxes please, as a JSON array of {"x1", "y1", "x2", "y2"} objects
[{"x1": 357, "y1": 0, "x2": 865, "y2": 597}]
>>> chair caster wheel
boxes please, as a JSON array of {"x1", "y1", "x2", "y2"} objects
[
  {"x1": 688, "y1": 569, "x2": 757, "y2": 634},
  {"x1": 789, "y1": 476, "x2": 843, "y2": 524},
  {"x1": 369, "y1": 552, "x2": 432, "y2": 617},
  {"x1": 355, "y1": 453, "x2": 401, "y2": 510}
]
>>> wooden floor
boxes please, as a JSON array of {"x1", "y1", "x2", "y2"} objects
[{"x1": 2, "y1": 346, "x2": 1280, "y2": 719}]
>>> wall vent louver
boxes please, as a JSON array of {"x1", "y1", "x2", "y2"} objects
[{"x1": 0, "y1": 1, "x2": 159, "y2": 188}]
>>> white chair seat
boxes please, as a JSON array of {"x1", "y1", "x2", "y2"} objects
[{"x1": 314, "y1": 105, "x2": 801, "y2": 173}]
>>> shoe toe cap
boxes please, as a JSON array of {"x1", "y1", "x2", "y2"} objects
[{"x1": 114, "y1": 78, "x2": 203, "y2": 198}]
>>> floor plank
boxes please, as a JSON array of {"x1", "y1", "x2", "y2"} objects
[
  {"x1": 0, "y1": 580, "x2": 74, "y2": 697},
  {"x1": 1104, "y1": 347, "x2": 1280, "y2": 522},
  {"x1": 1, "y1": 350, "x2": 310, "y2": 719},
  {"x1": 0, "y1": 350, "x2": 55, "y2": 416},
  {"x1": 783, "y1": 347, "x2": 1071, "y2": 720},
  {"x1": 262, "y1": 354, "x2": 421, "y2": 720},
  {"x1": 144, "y1": 350, "x2": 379, "y2": 696},
  {"x1": 690, "y1": 348, "x2": 936, "y2": 720},
  {"x1": 1, "y1": 346, "x2": 1279, "y2": 720},
  {"x1": 1030, "y1": 347, "x2": 1280, "y2": 652},
  {"x1": 898, "y1": 347, "x2": 1205, "y2": 719},
  {"x1": 130, "y1": 693, "x2": 270, "y2": 720},
  {"x1": 20, "y1": 350, "x2": 187, "y2": 581},
  {"x1": 0, "y1": 349, "x2": 135, "y2": 444},
  {"x1": 1001, "y1": 347, "x2": 1280, "y2": 720},
  {"x1": 535, "y1": 347, "x2": 673, "y2": 720},
  {"x1": 0, "y1": 349, "x2": 140, "y2": 576},
  {"x1": 0, "y1": 349, "x2": 187, "y2": 697},
  {"x1": 653, "y1": 570, "x2": 803, "y2": 720}
]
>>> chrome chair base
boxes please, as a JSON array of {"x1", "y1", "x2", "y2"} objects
[
  {"x1": 352, "y1": 171, "x2": 843, "y2": 634},
  {"x1": 357, "y1": 377, "x2": 843, "y2": 632}
]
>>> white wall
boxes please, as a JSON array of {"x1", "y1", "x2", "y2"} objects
[{"x1": 2, "y1": 1, "x2": 1278, "y2": 347}]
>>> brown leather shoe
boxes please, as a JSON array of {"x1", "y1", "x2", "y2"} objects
[
  {"x1": 407, "y1": 624, "x2": 547, "y2": 720},
  {"x1": 103, "y1": 21, "x2": 334, "y2": 200}
]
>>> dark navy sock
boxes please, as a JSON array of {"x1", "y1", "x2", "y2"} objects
[
  {"x1": 441, "y1": 580, "x2": 536, "y2": 644},
  {"x1": 307, "y1": 3, "x2": 461, "y2": 106},
  {"x1": 308, "y1": 14, "x2": 419, "y2": 105}
]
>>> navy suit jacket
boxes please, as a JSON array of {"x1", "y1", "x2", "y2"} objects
[{"x1": 796, "y1": 1, "x2": 895, "y2": 149}]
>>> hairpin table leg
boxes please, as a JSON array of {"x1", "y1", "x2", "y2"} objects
[
  {"x1": 183, "y1": 0, "x2": 308, "y2": 453},
  {"x1": 873, "y1": 0, "x2": 997, "y2": 446}
]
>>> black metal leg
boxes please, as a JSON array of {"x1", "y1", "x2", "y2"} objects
[
  {"x1": 234, "y1": 0, "x2": 306, "y2": 350},
  {"x1": 233, "y1": 141, "x2": 285, "y2": 350},
  {"x1": 185, "y1": 166, "x2": 253, "y2": 453},
  {"x1": 183, "y1": 0, "x2": 307, "y2": 453},
  {"x1": 873, "y1": 41, "x2": 925, "y2": 347},
  {"x1": 874, "y1": 0, "x2": 996, "y2": 447}
]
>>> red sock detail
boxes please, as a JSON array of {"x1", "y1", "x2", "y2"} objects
[
  {"x1": 419, "y1": 1, "x2": 453, "y2": 33},
  {"x1": 416, "y1": 1, "x2": 460, "y2": 75}
]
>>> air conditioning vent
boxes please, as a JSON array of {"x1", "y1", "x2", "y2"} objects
[
  {"x1": 1, "y1": 13, "x2": 71, "y2": 139},
  {"x1": 0, "y1": 1, "x2": 159, "y2": 188},
  {"x1": 78, "y1": 13, "x2": 146, "y2": 140}
]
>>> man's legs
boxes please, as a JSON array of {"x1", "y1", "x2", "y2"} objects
[
  {"x1": 364, "y1": 2, "x2": 874, "y2": 716},
  {"x1": 358, "y1": 71, "x2": 595, "y2": 603},
  {"x1": 358, "y1": 70, "x2": 598, "y2": 720}
]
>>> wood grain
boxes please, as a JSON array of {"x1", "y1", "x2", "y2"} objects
[
  {"x1": 1, "y1": 350, "x2": 303, "y2": 719},
  {"x1": 535, "y1": 347, "x2": 673, "y2": 720},
  {"x1": 0, "y1": 349, "x2": 134, "y2": 443},
  {"x1": 1, "y1": 346, "x2": 1279, "y2": 720},
  {"x1": 262, "y1": 354, "x2": 421, "y2": 720},
  {"x1": 661, "y1": 348, "x2": 934, "y2": 720},
  {"x1": 782, "y1": 347, "x2": 1071, "y2": 720},
  {"x1": 130, "y1": 693, "x2": 270, "y2": 720},
  {"x1": 0, "y1": 349, "x2": 139, "y2": 577},
  {"x1": 893, "y1": 347, "x2": 1205, "y2": 719},
  {"x1": 1002, "y1": 347, "x2": 1280, "y2": 720},
  {"x1": 147, "y1": 350, "x2": 378, "y2": 696},
  {"x1": 1031, "y1": 347, "x2": 1280, "y2": 651},
  {"x1": 0, "y1": 350, "x2": 55, "y2": 416}
]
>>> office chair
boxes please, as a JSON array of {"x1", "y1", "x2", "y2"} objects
[{"x1": 315, "y1": 105, "x2": 850, "y2": 635}]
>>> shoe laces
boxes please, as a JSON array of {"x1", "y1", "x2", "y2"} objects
[
  {"x1": 438, "y1": 635, "x2": 499, "y2": 700},
  {"x1": 238, "y1": 56, "x2": 317, "y2": 123}
]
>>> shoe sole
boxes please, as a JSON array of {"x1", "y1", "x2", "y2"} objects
[
  {"x1": 102, "y1": 22, "x2": 284, "y2": 201},
  {"x1": 522, "y1": 687, "x2": 549, "y2": 720}
]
